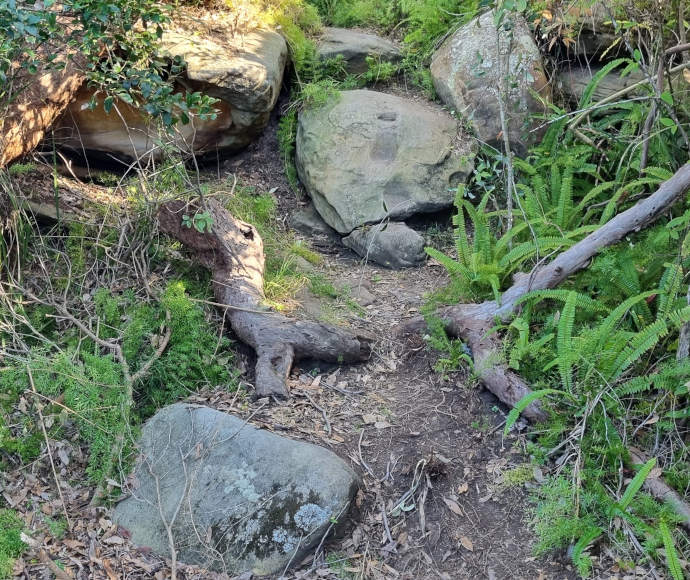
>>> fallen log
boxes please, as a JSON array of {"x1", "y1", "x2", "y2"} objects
[
  {"x1": 158, "y1": 199, "x2": 372, "y2": 398},
  {"x1": 401, "y1": 163, "x2": 690, "y2": 524}
]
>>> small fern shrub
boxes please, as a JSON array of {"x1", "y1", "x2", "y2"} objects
[{"x1": 0, "y1": 282, "x2": 239, "y2": 483}]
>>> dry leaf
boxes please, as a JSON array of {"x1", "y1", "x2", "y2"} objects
[
  {"x1": 684, "y1": 69, "x2": 690, "y2": 84},
  {"x1": 443, "y1": 497, "x2": 463, "y2": 516},
  {"x1": 362, "y1": 413, "x2": 377, "y2": 424},
  {"x1": 460, "y1": 536, "x2": 474, "y2": 551},
  {"x1": 102, "y1": 536, "x2": 124, "y2": 545},
  {"x1": 457, "y1": 482, "x2": 469, "y2": 494}
]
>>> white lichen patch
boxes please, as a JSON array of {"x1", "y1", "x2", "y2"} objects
[{"x1": 294, "y1": 503, "x2": 329, "y2": 531}]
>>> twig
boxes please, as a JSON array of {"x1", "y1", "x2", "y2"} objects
[
  {"x1": 357, "y1": 428, "x2": 377, "y2": 479},
  {"x1": 38, "y1": 549, "x2": 73, "y2": 580},
  {"x1": 27, "y1": 366, "x2": 72, "y2": 531},
  {"x1": 296, "y1": 390, "x2": 332, "y2": 436}
]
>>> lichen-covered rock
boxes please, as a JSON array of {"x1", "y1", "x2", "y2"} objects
[
  {"x1": 113, "y1": 404, "x2": 359, "y2": 576},
  {"x1": 342, "y1": 222, "x2": 426, "y2": 269},
  {"x1": 317, "y1": 28, "x2": 402, "y2": 74},
  {"x1": 430, "y1": 11, "x2": 550, "y2": 153},
  {"x1": 296, "y1": 90, "x2": 474, "y2": 234}
]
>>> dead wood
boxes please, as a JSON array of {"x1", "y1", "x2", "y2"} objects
[
  {"x1": 401, "y1": 163, "x2": 690, "y2": 525},
  {"x1": 0, "y1": 47, "x2": 85, "y2": 168},
  {"x1": 158, "y1": 199, "x2": 372, "y2": 398},
  {"x1": 402, "y1": 163, "x2": 690, "y2": 420}
]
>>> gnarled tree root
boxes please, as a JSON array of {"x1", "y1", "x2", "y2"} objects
[
  {"x1": 401, "y1": 163, "x2": 690, "y2": 525},
  {"x1": 159, "y1": 199, "x2": 372, "y2": 399}
]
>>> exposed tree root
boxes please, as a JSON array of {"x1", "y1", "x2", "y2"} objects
[
  {"x1": 158, "y1": 199, "x2": 372, "y2": 399},
  {"x1": 401, "y1": 164, "x2": 690, "y2": 521}
]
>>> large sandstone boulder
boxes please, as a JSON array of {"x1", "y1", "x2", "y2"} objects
[
  {"x1": 113, "y1": 404, "x2": 359, "y2": 576},
  {"x1": 317, "y1": 28, "x2": 402, "y2": 74},
  {"x1": 430, "y1": 11, "x2": 549, "y2": 153},
  {"x1": 54, "y1": 28, "x2": 287, "y2": 160},
  {"x1": 296, "y1": 89, "x2": 474, "y2": 235},
  {"x1": 343, "y1": 222, "x2": 426, "y2": 268}
]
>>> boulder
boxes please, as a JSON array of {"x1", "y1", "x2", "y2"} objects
[
  {"x1": 113, "y1": 404, "x2": 359, "y2": 576},
  {"x1": 317, "y1": 28, "x2": 402, "y2": 74},
  {"x1": 290, "y1": 203, "x2": 339, "y2": 240},
  {"x1": 160, "y1": 29, "x2": 287, "y2": 113},
  {"x1": 54, "y1": 28, "x2": 287, "y2": 160},
  {"x1": 430, "y1": 11, "x2": 550, "y2": 153},
  {"x1": 559, "y1": 64, "x2": 645, "y2": 104},
  {"x1": 296, "y1": 90, "x2": 474, "y2": 234},
  {"x1": 342, "y1": 222, "x2": 426, "y2": 269}
]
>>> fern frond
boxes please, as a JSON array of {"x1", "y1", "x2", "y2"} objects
[
  {"x1": 657, "y1": 262, "x2": 683, "y2": 320},
  {"x1": 503, "y1": 388, "x2": 566, "y2": 435},
  {"x1": 618, "y1": 457, "x2": 656, "y2": 511},
  {"x1": 557, "y1": 162, "x2": 575, "y2": 229},
  {"x1": 498, "y1": 238, "x2": 575, "y2": 269},
  {"x1": 600, "y1": 177, "x2": 664, "y2": 224},
  {"x1": 610, "y1": 319, "x2": 669, "y2": 379},
  {"x1": 516, "y1": 289, "x2": 607, "y2": 313},
  {"x1": 451, "y1": 189, "x2": 472, "y2": 267},
  {"x1": 578, "y1": 58, "x2": 629, "y2": 108},
  {"x1": 659, "y1": 521, "x2": 683, "y2": 580},
  {"x1": 425, "y1": 247, "x2": 472, "y2": 280},
  {"x1": 557, "y1": 291, "x2": 577, "y2": 390}
]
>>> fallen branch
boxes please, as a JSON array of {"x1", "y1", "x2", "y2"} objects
[
  {"x1": 401, "y1": 163, "x2": 690, "y2": 523},
  {"x1": 158, "y1": 199, "x2": 372, "y2": 398},
  {"x1": 403, "y1": 163, "x2": 690, "y2": 420}
]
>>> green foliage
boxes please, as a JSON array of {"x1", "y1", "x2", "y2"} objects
[
  {"x1": 278, "y1": 110, "x2": 300, "y2": 193},
  {"x1": 0, "y1": 509, "x2": 25, "y2": 579},
  {"x1": 425, "y1": 49, "x2": 690, "y2": 576}
]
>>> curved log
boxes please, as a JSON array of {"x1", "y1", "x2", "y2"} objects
[{"x1": 158, "y1": 199, "x2": 372, "y2": 398}]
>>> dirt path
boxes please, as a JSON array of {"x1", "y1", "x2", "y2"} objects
[{"x1": 200, "y1": 107, "x2": 578, "y2": 579}]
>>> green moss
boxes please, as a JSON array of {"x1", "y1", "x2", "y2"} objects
[{"x1": 0, "y1": 509, "x2": 25, "y2": 579}]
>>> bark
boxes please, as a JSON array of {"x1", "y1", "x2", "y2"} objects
[
  {"x1": 402, "y1": 163, "x2": 690, "y2": 419},
  {"x1": 158, "y1": 199, "x2": 372, "y2": 398},
  {"x1": 0, "y1": 49, "x2": 85, "y2": 168}
]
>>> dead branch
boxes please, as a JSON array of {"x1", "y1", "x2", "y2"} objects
[
  {"x1": 158, "y1": 199, "x2": 373, "y2": 399},
  {"x1": 400, "y1": 163, "x2": 690, "y2": 525},
  {"x1": 402, "y1": 163, "x2": 690, "y2": 420}
]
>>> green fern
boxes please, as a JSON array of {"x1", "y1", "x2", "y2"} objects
[
  {"x1": 556, "y1": 291, "x2": 578, "y2": 391},
  {"x1": 618, "y1": 457, "x2": 656, "y2": 512},
  {"x1": 659, "y1": 521, "x2": 684, "y2": 580},
  {"x1": 503, "y1": 389, "x2": 566, "y2": 435}
]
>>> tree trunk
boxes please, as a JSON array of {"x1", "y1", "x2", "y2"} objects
[
  {"x1": 0, "y1": 51, "x2": 84, "y2": 168},
  {"x1": 158, "y1": 199, "x2": 372, "y2": 398}
]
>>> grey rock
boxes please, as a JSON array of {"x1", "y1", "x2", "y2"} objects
[
  {"x1": 430, "y1": 11, "x2": 550, "y2": 153},
  {"x1": 160, "y1": 29, "x2": 288, "y2": 113},
  {"x1": 290, "y1": 204, "x2": 339, "y2": 239},
  {"x1": 342, "y1": 222, "x2": 426, "y2": 269},
  {"x1": 559, "y1": 65, "x2": 645, "y2": 104},
  {"x1": 113, "y1": 404, "x2": 359, "y2": 576},
  {"x1": 560, "y1": 2, "x2": 621, "y2": 59},
  {"x1": 318, "y1": 28, "x2": 402, "y2": 74},
  {"x1": 296, "y1": 90, "x2": 474, "y2": 234}
]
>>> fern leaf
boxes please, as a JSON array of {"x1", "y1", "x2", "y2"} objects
[
  {"x1": 503, "y1": 389, "x2": 565, "y2": 435},
  {"x1": 595, "y1": 291, "x2": 657, "y2": 349},
  {"x1": 498, "y1": 238, "x2": 575, "y2": 269},
  {"x1": 516, "y1": 289, "x2": 607, "y2": 313},
  {"x1": 557, "y1": 291, "x2": 577, "y2": 391},
  {"x1": 452, "y1": 186, "x2": 472, "y2": 267},
  {"x1": 571, "y1": 527, "x2": 602, "y2": 577},
  {"x1": 557, "y1": 162, "x2": 575, "y2": 229},
  {"x1": 610, "y1": 319, "x2": 669, "y2": 379},
  {"x1": 578, "y1": 58, "x2": 629, "y2": 108},
  {"x1": 659, "y1": 521, "x2": 683, "y2": 580},
  {"x1": 657, "y1": 262, "x2": 683, "y2": 320},
  {"x1": 425, "y1": 247, "x2": 472, "y2": 280},
  {"x1": 618, "y1": 457, "x2": 656, "y2": 511},
  {"x1": 600, "y1": 177, "x2": 664, "y2": 225}
]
